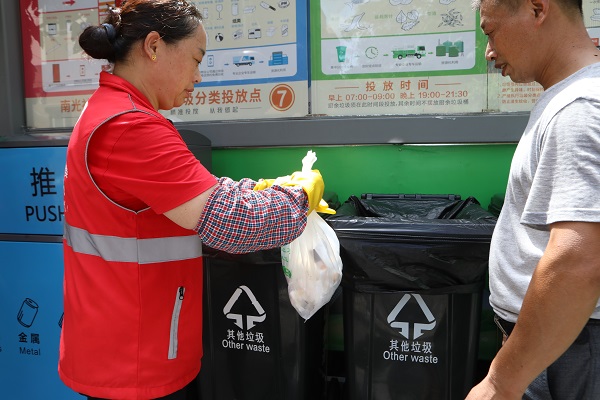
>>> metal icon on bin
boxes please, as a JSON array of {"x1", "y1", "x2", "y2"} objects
[
  {"x1": 17, "y1": 298, "x2": 39, "y2": 328},
  {"x1": 223, "y1": 285, "x2": 266, "y2": 330},
  {"x1": 387, "y1": 294, "x2": 436, "y2": 339}
]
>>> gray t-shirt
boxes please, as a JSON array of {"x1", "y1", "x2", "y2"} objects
[{"x1": 489, "y1": 63, "x2": 600, "y2": 323}]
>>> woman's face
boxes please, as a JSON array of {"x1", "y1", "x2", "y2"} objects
[{"x1": 153, "y1": 24, "x2": 207, "y2": 110}]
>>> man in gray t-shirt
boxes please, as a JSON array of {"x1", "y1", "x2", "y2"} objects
[
  {"x1": 468, "y1": 0, "x2": 600, "y2": 399},
  {"x1": 490, "y1": 66, "x2": 600, "y2": 325}
]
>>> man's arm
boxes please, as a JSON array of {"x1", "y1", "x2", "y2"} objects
[{"x1": 466, "y1": 221, "x2": 600, "y2": 399}]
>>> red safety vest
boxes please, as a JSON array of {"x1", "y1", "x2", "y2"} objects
[{"x1": 59, "y1": 78, "x2": 204, "y2": 399}]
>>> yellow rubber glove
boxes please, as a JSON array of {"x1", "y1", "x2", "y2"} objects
[
  {"x1": 253, "y1": 179, "x2": 275, "y2": 191},
  {"x1": 315, "y1": 199, "x2": 336, "y2": 215},
  {"x1": 282, "y1": 170, "x2": 323, "y2": 214},
  {"x1": 253, "y1": 170, "x2": 335, "y2": 214},
  {"x1": 284, "y1": 169, "x2": 336, "y2": 215},
  {"x1": 253, "y1": 175, "x2": 291, "y2": 191}
]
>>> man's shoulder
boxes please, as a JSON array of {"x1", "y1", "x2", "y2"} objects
[
  {"x1": 561, "y1": 63, "x2": 600, "y2": 94},
  {"x1": 540, "y1": 67, "x2": 600, "y2": 118}
]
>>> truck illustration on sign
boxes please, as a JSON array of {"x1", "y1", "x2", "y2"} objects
[
  {"x1": 233, "y1": 55, "x2": 255, "y2": 66},
  {"x1": 392, "y1": 46, "x2": 426, "y2": 60}
]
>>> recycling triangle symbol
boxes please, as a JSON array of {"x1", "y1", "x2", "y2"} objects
[
  {"x1": 387, "y1": 294, "x2": 436, "y2": 340},
  {"x1": 223, "y1": 285, "x2": 266, "y2": 330}
]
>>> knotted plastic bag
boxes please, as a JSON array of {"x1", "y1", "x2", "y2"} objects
[{"x1": 281, "y1": 151, "x2": 343, "y2": 320}]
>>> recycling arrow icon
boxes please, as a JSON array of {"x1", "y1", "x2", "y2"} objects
[
  {"x1": 223, "y1": 285, "x2": 266, "y2": 330},
  {"x1": 387, "y1": 294, "x2": 436, "y2": 340}
]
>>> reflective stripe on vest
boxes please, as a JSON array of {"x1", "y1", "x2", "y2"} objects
[{"x1": 64, "y1": 223, "x2": 202, "y2": 264}]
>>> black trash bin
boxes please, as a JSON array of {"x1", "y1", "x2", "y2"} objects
[
  {"x1": 197, "y1": 247, "x2": 326, "y2": 400},
  {"x1": 326, "y1": 194, "x2": 497, "y2": 400}
]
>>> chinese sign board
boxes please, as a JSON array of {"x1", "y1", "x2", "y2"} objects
[
  {"x1": 310, "y1": 0, "x2": 600, "y2": 117},
  {"x1": 310, "y1": 0, "x2": 489, "y2": 116},
  {"x1": 164, "y1": 0, "x2": 310, "y2": 121},
  {"x1": 18, "y1": 0, "x2": 600, "y2": 132},
  {"x1": 20, "y1": 0, "x2": 109, "y2": 129},
  {"x1": 0, "y1": 146, "x2": 66, "y2": 235},
  {"x1": 19, "y1": 0, "x2": 309, "y2": 129}
]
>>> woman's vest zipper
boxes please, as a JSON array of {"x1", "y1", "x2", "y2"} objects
[{"x1": 168, "y1": 286, "x2": 185, "y2": 359}]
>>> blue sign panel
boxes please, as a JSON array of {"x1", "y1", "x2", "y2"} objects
[
  {"x1": 0, "y1": 241, "x2": 79, "y2": 400},
  {"x1": 196, "y1": 0, "x2": 309, "y2": 87},
  {"x1": 0, "y1": 147, "x2": 66, "y2": 235}
]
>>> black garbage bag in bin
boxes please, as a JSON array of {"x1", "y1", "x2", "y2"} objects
[
  {"x1": 197, "y1": 246, "x2": 326, "y2": 400},
  {"x1": 326, "y1": 194, "x2": 496, "y2": 400}
]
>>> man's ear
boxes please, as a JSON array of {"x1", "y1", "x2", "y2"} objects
[{"x1": 530, "y1": 0, "x2": 549, "y2": 22}]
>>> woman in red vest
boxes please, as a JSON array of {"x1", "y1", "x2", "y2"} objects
[{"x1": 60, "y1": 1, "x2": 329, "y2": 398}]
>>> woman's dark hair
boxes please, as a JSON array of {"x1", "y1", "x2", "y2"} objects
[{"x1": 79, "y1": 0, "x2": 203, "y2": 63}]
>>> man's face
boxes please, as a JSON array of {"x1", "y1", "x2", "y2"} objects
[{"x1": 480, "y1": 0, "x2": 536, "y2": 83}]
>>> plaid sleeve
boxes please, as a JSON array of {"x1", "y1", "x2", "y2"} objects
[
  {"x1": 213, "y1": 176, "x2": 258, "y2": 191},
  {"x1": 195, "y1": 177, "x2": 308, "y2": 254}
]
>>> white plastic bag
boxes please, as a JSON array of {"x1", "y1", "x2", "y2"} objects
[{"x1": 280, "y1": 151, "x2": 343, "y2": 320}]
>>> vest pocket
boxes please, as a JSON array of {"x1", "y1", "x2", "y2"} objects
[{"x1": 168, "y1": 286, "x2": 185, "y2": 360}]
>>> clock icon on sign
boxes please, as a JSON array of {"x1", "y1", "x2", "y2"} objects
[{"x1": 365, "y1": 46, "x2": 379, "y2": 59}]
